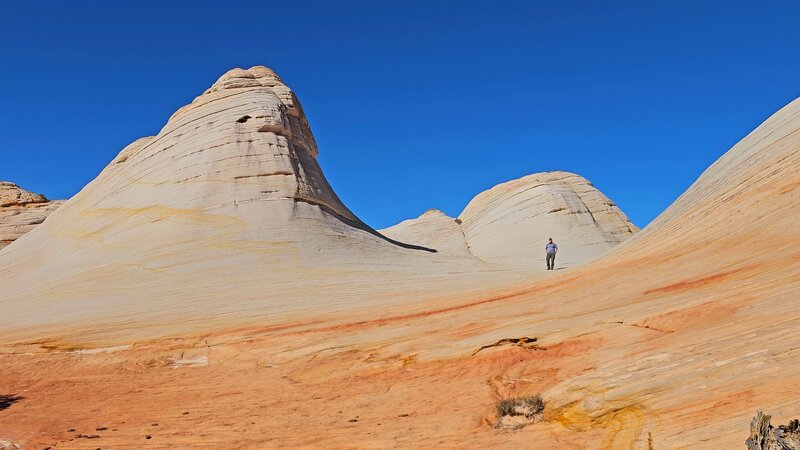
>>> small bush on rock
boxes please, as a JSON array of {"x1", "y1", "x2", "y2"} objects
[
  {"x1": 496, "y1": 398, "x2": 517, "y2": 417},
  {"x1": 494, "y1": 394, "x2": 545, "y2": 430},
  {"x1": 495, "y1": 394, "x2": 544, "y2": 418},
  {"x1": 522, "y1": 395, "x2": 544, "y2": 414}
]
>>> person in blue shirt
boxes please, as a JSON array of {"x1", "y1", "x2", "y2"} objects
[{"x1": 545, "y1": 238, "x2": 558, "y2": 270}]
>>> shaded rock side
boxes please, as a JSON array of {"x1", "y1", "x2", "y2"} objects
[{"x1": 0, "y1": 182, "x2": 64, "y2": 249}]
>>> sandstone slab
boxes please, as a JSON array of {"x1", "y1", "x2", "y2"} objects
[{"x1": 1, "y1": 68, "x2": 797, "y2": 449}]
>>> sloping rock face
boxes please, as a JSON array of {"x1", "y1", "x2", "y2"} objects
[
  {"x1": 383, "y1": 172, "x2": 638, "y2": 268},
  {"x1": 1, "y1": 67, "x2": 797, "y2": 450},
  {"x1": 0, "y1": 182, "x2": 64, "y2": 249},
  {"x1": 0, "y1": 67, "x2": 518, "y2": 343},
  {"x1": 166, "y1": 66, "x2": 358, "y2": 222},
  {"x1": 381, "y1": 209, "x2": 476, "y2": 259},
  {"x1": 459, "y1": 171, "x2": 637, "y2": 268},
  {"x1": 72, "y1": 66, "x2": 366, "y2": 243},
  {"x1": 0, "y1": 66, "x2": 635, "y2": 343}
]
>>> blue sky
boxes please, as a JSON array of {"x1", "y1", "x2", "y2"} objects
[{"x1": 1, "y1": 1, "x2": 798, "y2": 229}]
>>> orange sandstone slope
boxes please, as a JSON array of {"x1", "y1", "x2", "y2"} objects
[{"x1": 0, "y1": 68, "x2": 798, "y2": 449}]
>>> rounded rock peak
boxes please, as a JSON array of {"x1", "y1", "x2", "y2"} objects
[
  {"x1": 517, "y1": 171, "x2": 589, "y2": 184},
  {"x1": 478, "y1": 171, "x2": 594, "y2": 197},
  {"x1": 172, "y1": 65, "x2": 304, "y2": 124},
  {"x1": 204, "y1": 66, "x2": 288, "y2": 95},
  {"x1": 419, "y1": 209, "x2": 450, "y2": 219}
]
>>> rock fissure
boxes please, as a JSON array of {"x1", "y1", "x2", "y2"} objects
[
  {"x1": 472, "y1": 337, "x2": 542, "y2": 356},
  {"x1": 605, "y1": 321, "x2": 674, "y2": 334},
  {"x1": 233, "y1": 172, "x2": 294, "y2": 180}
]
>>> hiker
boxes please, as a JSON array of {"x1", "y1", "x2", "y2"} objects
[{"x1": 545, "y1": 238, "x2": 558, "y2": 270}]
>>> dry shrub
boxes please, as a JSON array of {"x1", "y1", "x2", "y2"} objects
[{"x1": 495, "y1": 394, "x2": 544, "y2": 418}]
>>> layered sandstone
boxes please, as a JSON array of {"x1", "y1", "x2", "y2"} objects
[
  {"x1": 383, "y1": 172, "x2": 638, "y2": 268},
  {"x1": 0, "y1": 182, "x2": 64, "y2": 249},
  {"x1": 1, "y1": 67, "x2": 798, "y2": 450},
  {"x1": 381, "y1": 209, "x2": 476, "y2": 259},
  {"x1": 0, "y1": 67, "x2": 635, "y2": 344},
  {"x1": 459, "y1": 171, "x2": 637, "y2": 268}
]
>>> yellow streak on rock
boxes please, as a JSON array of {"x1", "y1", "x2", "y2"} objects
[{"x1": 551, "y1": 399, "x2": 648, "y2": 450}]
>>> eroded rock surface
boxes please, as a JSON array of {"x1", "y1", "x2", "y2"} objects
[{"x1": 0, "y1": 182, "x2": 64, "y2": 249}]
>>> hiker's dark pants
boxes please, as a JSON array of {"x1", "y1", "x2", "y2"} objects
[{"x1": 546, "y1": 252, "x2": 556, "y2": 269}]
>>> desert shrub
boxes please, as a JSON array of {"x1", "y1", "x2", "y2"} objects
[
  {"x1": 495, "y1": 394, "x2": 544, "y2": 418},
  {"x1": 496, "y1": 398, "x2": 517, "y2": 417},
  {"x1": 522, "y1": 395, "x2": 544, "y2": 415}
]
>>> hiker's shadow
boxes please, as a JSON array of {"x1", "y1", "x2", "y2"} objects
[{"x1": 0, "y1": 394, "x2": 23, "y2": 411}]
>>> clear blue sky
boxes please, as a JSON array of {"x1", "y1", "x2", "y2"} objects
[{"x1": 1, "y1": 1, "x2": 798, "y2": 229}]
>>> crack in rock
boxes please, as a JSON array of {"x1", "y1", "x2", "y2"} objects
[
  {"x1": 605, "y1": 321, "x2": 673, "y2": 334},
  {"x1": 472, "y1": 337, "x2": 542, "y2": 356}
]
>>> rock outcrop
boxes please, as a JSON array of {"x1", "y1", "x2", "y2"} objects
[
  {"x1": 1, "y1": 181, "x2": 48, "y2": 207},
  {"x1": 0, "y1": 182, "x2": 64, "y2": 249},
  {"x1": 383, "y1": 172, "x2": 638, "y2": 268}
]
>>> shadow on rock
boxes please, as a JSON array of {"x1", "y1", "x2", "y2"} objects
[{"x1": 0, "y1": 395, "x2": 23, "y2": 411}]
